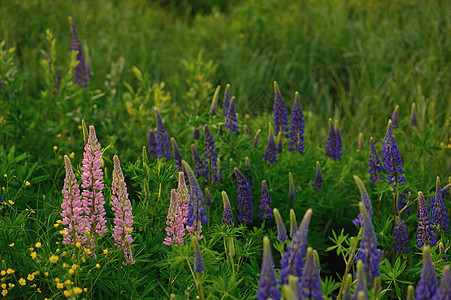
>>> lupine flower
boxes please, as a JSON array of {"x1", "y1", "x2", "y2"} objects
[
  {"x1": 276, "y1": 132, "x2": 283, "y2": 154},
  {"x1": 203, "y1": 124, "x2": 218, "y2": 183},
  {"x1": 417, "y1": 191, "x2": 437, "y2": 248},
  {"x1": 177, "y1": 172, "x2": 190, "y2": 233},
  {"x1": 245, "y1": 157, "x2": 254, "y2": 185},
  {"x1": 155, "y1": 109, "x2": 171, "y2": 159},
  {"x1": 334, "y1": 120, "x2": 343, "y2": 160},
  {"x1": 279, "y1": 209, "x2": 313, "y2": 284},
  {"x1": 253, "y1": 129, "x2": 261, "y2": 147},
  {"x1": 222, "y1": 84, "x2": 230, "y2": 117},
  {"x1": 225, "y1": 97, "x2": 239, "y2": 134},
  {"x1": 205, "y1": 188, "x2": 212, "y2": 206},
  {"x1": 406, "y1": 285, "x2": 415, "y2": 300},
  {"x1": 256, "y1": 236, "x2": 281, "y2": 300},
  {"x1": 209, "y1": 85, "x2": 220, "y2": 115},
  {"x1": 325, "y1": 118, "x2": 337, "y2": 160},
  {"x1": 221, "y1": 191, "x2": 234, "y2": 225},
  {"x1": 148, "y1": 129, "x2": 157, "y2": 156},
  {"x1": 274, "y1": 209, "x2": 287, "y2": 242},
  {"x1": 171, "y1": 137, "x2": 183, "y2": 171},
  {"x1": 431, "y1": 177, "x2": 450, "y2": 233},
  {"x1": 353, "y1": 260, "x2": 368, "y2": 300},
  {"x1": 258, "y1": 181, "x2": 272, "y2": 220},
  {"x1": 191, "y1": 145, "x2": 207, "y2": 178},
  {"x1": 81, "y1": 125, "x2": 107, "y2": 239},
  {"x1": 69, "y1": 17, "x2": 90, "y2": 87},
  {"x1": 367, "y1": 137, "x2": 383, "y2": 183},
  {"x1": 111, "y1": 155, "x2": 135, "y2": 264},
  {"x1": 358, "y1": 133, "x2": 364, "y2": 150},
  {"x1": 435, "y1": 265, "x2": 451, "y2": 299},
  {"x1": 264, "y1": 124, "x2": 277, "y2": 165},
  {"x1": 183, "y1": 161, "x2": 208, "y2": 239},
  {"x1": 394, "y1": 217, "x2": 410, "y2": 254},
  {"x1": 411, "y1": 103, "x2": 418, "y2": 126},
  {"x1": 273, "y1": 81, "x2": 289, "y2": 137},
  {"x1": 288, "y1": 91, "x2": 305, "y2": 154},
  {"x1": 192, "y1": 237, "x2": 205, "y2": 272},
  {"x1": 357, "y1": 202, "x2": 380, "y2": 280},
  {"x1": 391, "y1": 105, "x2": 399, "y2": 129},
  {"x1": 415, "y1": 247, "x2": 438, "y2": 300},
  {"x1": 382, "y1": 120, "x2": 405, "y2": 186},
  {"x1": 312, "y1": 161, "x2": 322, "y2": 191},
  {"x1": 289, "y1": 172, "x2": 295, "y2": 201},
  {"x1": 289, "y1": 209, "x2": 297, "y2": 238},
  {"x1": 61, "y1": 156, "x2": 86, "y2": 246},
  {"x1": 353, "y1": 176, "x2": 373, "y2": 227},
  {"x1": 193, "y1": 128, "x2": 200, "y2": 140},
  {"x1": 298, "y1": 247, "x2": 323, "y2": 300},
  {"x1": 164, "y1": 189, "x2": 185, "y2": 246},
  {"x1": 234, "y1": 167, "x2": 253, "y2": 223},
  {"x1": 398, "y1": 188, "x2": 411, "y2": 217}
]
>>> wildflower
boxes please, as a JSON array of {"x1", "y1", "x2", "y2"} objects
[
  {"x1": 103, "y1": 249, "x2": 108, "y2": 254},
  {"x1": 209, "y1": 85, "x2": 220, "y2": 115},
  {"x1": 298, "y1": 247, "x2": 323, "y2": 300},
  {"x1": 68, "y1": 269, "x2": 74, "y2": 275},
  {"x1": 69, "y1": 152, "x2": 75, "y2": 159},
  {"x1": 221, "y1": 191, "x2": 234, "y2": 225},
  {"x1": 73, "y1": 287, "x2": 83, "y2": 295},
  {"x1": 358, "y1": 133, "x2": 364, "y2": 150},
  {"x1": 69, "y1": 17, "x2": 90, "y2": 87},
  {"x1": 353, "y1": 260, "x2": 368, "y2": 300},
  {"x1": 8, "y1": 200, "x2": 14, "y2": 205},
  {"x1": 381, "y1": 120, "x2": 405, "y2": 186},
  {"x1": 289, "y1": 209, "x2": 297, "y2": 238},
  {"x1": 435, "y1": 265, "x2": 451, "y2": 299},
  {"x1": 245, "y1": 157, "x2": 254, "y2": 185},
  {"x1": 394, "y1": 217, "x2": 409, "y2": 254},
  {"x1": 8, "y1": 242, "x2": 14, "y2": 247},
  {"x1": 164, "y1": 189, "x2": 186, "y2": 246},
  {"x1": 357, "y1": 202, "x2": 380, "y2": 280},
  {"x1": 280, "y1": 209, "x2": 313, "y2": 284},
  {"x1": 276, "y1": 132, "x2": 283, "y2": 154},
  {"x1": 274, "y1": 208, "x2": 287, "y2": 242},
  {"x1": 49, "y1": 255, "x2": 59, "y2": 263},
  {"x1": 312, "y1": 161, "x2": 322, "y2": 191},
  {"x1": 191, "y1": 144, "x2": 207, "y2": 180},
  {"x1": 411, "y1": 103, "x2": 418, "y2": 126},
  {"x1": 0, "y1": 271, "x2": 4, "y2": 276},
  {"x1": 391, "y1": 105, "x2": 399, "y2": 129},
  {"x1": 352, "y1": 176, "x2": 373, "y2": 226},
  {"x1": 272, "y1": 81, "x2": 289, "y2": 137},
  {"x1": 205, "y1": 188, "x2": 212, "y2": 206},
  {"x1": 25, "y1": 181, "x2": 31, "y2": 186},
  {"x1": 417, "y1": 191, "x2": 436, "y2": 248},
  {"x1": 256, "y1": 236, "x2": 281, "y2": 300},
  {"x1": 203, "y1": 124, "x2": 218, "y2": 183},
  {"x1": 192, "y1": 237, "x2": 205, "y2": 273},
  {"x1": 222, "y1": 84, "x2": 231, "y2": 117},
  {"x1": 35, "y1": 242, "x2": 41, "y2": 248},
  {"x1": 27, "y1": 273, "x2": 35, "y2": 281},
  {"x1": 252, "y1": 129, "x2": 261, "y2": 147},
  {"x1": 193, "y1": 128, "x2": 200, "y2": 140},
  {"x1": 264, "y1": 123, "x2": 277, "y2": 165},
  {"x1": 334, "y1": 120, "x2": 343, "y2": 160},
  {"x1": 30, "y1": 252, "x2": 37, "y2": 259},
  {"x1": 148, "y1": 129, "x2": 157, "y2": 156},
  {"x1": 95, "y1": 264, "x2": 100, "y2": 269},
  {"x1": 44, "y1": 272, "x2": 49, "y2": 276},
  {"x1": 155, "y1": 109, "x2": 172, "y2": 159},
  {"x1": 288, "y1": 91, "x2": 305, "y2": 154},
  {"x1": 234, "y1": 167, "x2": 253, "y2": 223},
  {"x1": 225, "y1": 96, "x2": 239, "y2": 134},
  {"x1": 415, "y1": 247, "x2": 438, "y2": 300},
  {"x1": 19, "y1": 278, "x2": 26, "y2": 286},
  {"x1": 431, "y1": 177, "x2": 449, "y2": 233},
  {"x1": 176, "y1": 172, "x2": 191, "y2": 233},
  {"x1": 171, "y1": 137, "x2": 183, "y2": 171},
  {"x1": 289, "y1": 172, "x2": 295, "y2": 201},
  {"x1": 2, "y1": 290, "x2": 7, "y2": 297},
  {"x1": 64, "y1": 290, "x2": 71, "y2": 297},
  {"x1": 258, "y1": 180, "x2": 273, "y2": 220}
]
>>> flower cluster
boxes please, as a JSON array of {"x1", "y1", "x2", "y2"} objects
[
  {"x1": 352, "y1": 176, "x2": 373, "y2": 227},
  {"x1": 394, "y1": 217, "x2": 409, "y2": 254},
  {"x1": 367, "y1": 137, "x2": 382, "y2": 183},
  {"x1": 203, "y1": 124, "x2": 218, "y2": 183},
  {"x1": 298, "y1": 247, "x2": 323, "y2": 300},
  {"x1": 256, "y1": 237, "x2": 281, "y2": 300},
  {"x1": 264, "y1": 124, "x2": 277, "y2": 165},
  {"x1": 148, "y1": 129, "x2": 157, "y2": 156},
  {"x1": 191, "y1": 145, "x2": 207, "y2": 178},
  {"x1": 415, "y1": 247, "x2": 438, "y2": 300},
  {"x1": 273, "y1": 81, "x2": 289, "y2": 137},
  {"x1": 225, "y1": 96, "x2": 239, "y2": 134},
  {"x1": 69, "y1": 17, "x2": 90, "y2": 87},
  {"x1": 222, "y1": 84, "x2": 231, "y2": 117},
  {"x1": 312, "y1": 161, "x2": 322, "y2": 191},
  {"x1": 234, "y1": 167, "x2": 253, "y2": 223},
  {"x1": 274, "y1": 208, "x2": 287, "y2": 242},
  {"x1": 416, "y1": 192, "x2": 436, "y2": 248},
  {"x1": 381, "y1": 120, "x2": 405, "y2": 186},
  {"x1": 325, "y1": 118, "x2": 342, "y2": 160},
  {"x1": 164, "y1": 189, "x2": 186, "y2": 246},
  {"x1": 258, "y1": 180, "x2": 273, "y2": 219},
  {"x1": 221, "y1": 191, "x2": 234, "y2": 225},
  {"x1": 155, "y1": 109, "x2": 171, "y2": 159},
  {"x1": 431, "y1": 177, "x2": 450, "y2": 233},
  {"x1": 288, "y1": 91, "x2": 305, "y2": 154}
]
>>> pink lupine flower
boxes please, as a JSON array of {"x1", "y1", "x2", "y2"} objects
[
  {"x1": 81, "y1": 125, "x2": 107, "y2": 243},
  {"x1": 176, "y1": 172, "x2": 190, "y2": 228},
  {"x1": 61, "y1": 155, "x2": 87, "y2": 246},
  {"x1": 164, "y1": 189, "x2": 186, "y2": 246}
]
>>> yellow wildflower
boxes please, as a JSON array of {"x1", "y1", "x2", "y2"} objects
[
  {"x1": 68, "y1": 269, "x2": 74, "y2": 275},
  {"x1": 64, "y1": 290, "x2": 71, "y2": 297},
  {"x1": 8, "y1": 200, "x2": 14, "y2": 205},
  {"x1": 55, "y1": 278, "x2": 60, "y2": 283},
  {"x1": 126, "y1": 227, "x2": 132, "y2": 233},
  {"x1": 2, "y1": 289, "x2": 7, "y2": 296},
  {"x1": 1, "y1": 284, "x2": 6, "y2": 289},
  {"x1": 83, "y1": 288, "x2": 87, "y2": 292},
  {"x1": 25, "y1": 181, "x2": 30, "y2": 186},
  {"x1": 6, "y1": 268, "x2": 14, "y2": 274},
  {"x1": 49, "y1": 255, "x2": 59, "y2": 263},
  {"x1": 53, "y1": 146, "x2": 58, "y2": 151},
  {"x1": 81, "y1": 256, "x2": 86, "y2": 263},
  {"x1": 3, "y1": 174, "x2": 6, "y2": 178},
  {"x1": 18, "y1": 278, "x2": 26, "y2": 286},
  {"x1": 9, "y1": 243, "x2": 14, "y2": 247},
  {"x1": 95, "y1": 264, "x2": 100, "y2": 269},
  {"x1": 59, "y1": 230, "x2": 67, "y2": 235},
  {"x1": 54, "y1": 223, "x2": 59, "y2": 228},
  {"x1": 8, "y1": 283, "x2": 14, "y2": 288},
  {"x1": 69, "y1": 152, "x2": 75, "y2": 159},
  {"x1": 103, "y1": 249, "x2": 108, "y2": 254},
  {"x1": 35, "y1": 242, "x2": 42, "y2": 248},
  {"x1": 56, "y1": 282, "x2": 64, "y2": 289},
  {"x1": 84, "y1": 248, "x2": 91, "y2": 255},
  {"x1": 27, "y1": 273, "x2": 35, "y2": 281},
  {"x1": 31, "y1": 210, "x2": 35, "y2": 213},
  {"x1": 75, "y1": 242, "x2": 81, "y2": 248},
  {"x1": 44, "y1": 272, "x2": 49, "y2": 277},
  {"x1": 62, "y1": 263, "x2": 69, "y2": 268},
  {"x1": 56, "y1": 248, "x2": 60, "y2": 252},
  {"x1": 71, "y1": 264, "x2": 77, "y2": 270},
  {"x1": 73, "y1": 287, "x2": 83, "y2": 295},
  {"x1": 64, "y1": 279, "x2": 71, "y2": 285},
  {"x1": 57, "y1": 133, "x2": 62, "y2": 138},
  {"x1": 58, "y1": 155, "x2": 62, "y2": 160},
  {"x1": 0, "y1": 270, "x2": 5, "y2": 276},
  {"x1": 30, "y1": 252, "x2": 37, "y2": 259},
  {"x1": 56, "y1": 220, "x2": 62, "y2": 224}
]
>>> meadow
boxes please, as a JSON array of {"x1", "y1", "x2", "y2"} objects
[{"x1": 0, "y1": 0, "x2": 450, "y2": 299}]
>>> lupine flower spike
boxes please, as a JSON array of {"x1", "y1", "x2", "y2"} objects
[
  {"x1": 357, "y1": 202, "x2": 380, "y2": 281},
  {"x1": 225, "y1": 96, "x2": 239, "y2": 134},
  {"x1": 431, "y1": 177, "x2": 450, "y2": 233},
  {"x1": 417, "y1": 191, "x2": 437, "y2": 248},
  {"x1": 298, "y1": 247, "x2": 323, "y2": 300},
  {"x1": 367, "y1": 137, "x2": 383, "y2": 183},
  {"x1": 221, "y1": 191, "x2": 234, "y2": 225},
  {"x1": 274, "y1": 208, "x2": 287, "y2": 242},
  {"x1": 353, "y1": 260, "x2": 368, "y2": 300},
  {"x1": 192, "y1": 236, "x2": 205, "y2": 272},
  {"x1": 193, "y1": 128, "x2": 200, "y2": 140},
  {"x1": 148, "y1": 129, "x2": 157, "y2": 156},
  {"x1": 334, "y1": 120, "x2": 343, "y2": 160},
  {"x1": 111, "y1": 155, "x2": 135, "y2": 264},
  {"x1": 353, "y1": 176, "x2": 373, "y2": 226},
  {"x1": 406, "y1": 285, "x2": 415, "y2": 300},
  {"x1": 61, "y1": 155, "x2": 86, "y2": 246},
  {"x1": 382, "y1": 119, "x2": 405, "y2": 186},
  {"x1": 276, "y1": 132, "x2": 283, "y2": 154},
  {"x1": 288, "y1": 91, "x2": 305, "y2": 154},
  {"x1": 222, "y1": 84, "x2": 230, "y2": 117},
  {"x1": 208, "y1": 85, "x2": 220, "y2": 115},
  {"x1": 191, "y1": 145, "x2": 207, "y2": 178},
  {"x1": 264, "y1": 123, "x2": 278, "y2": 165},
  {"x1": 289, "y1": 209, "x2": 297, "y2": 238},
  {"x1": 164, "y1": 189, "x2": 185, "y2": 246},
  {"x1": 273, "y1": 81, "x2": 289, "y2": 137},
  {"x1": 171, "y1": 137, "x2": 183, "y2": 171},
  {"x1": 325, "y1": 118, "x2": 337, "y2": 160},
  {"x1": 391, "y1": 105, "x2": 399, "y2": 129},
  {"x1": 435, "y1": 265, "x2": 451, "y2": 299},
  {"x1": 203, "y1": 124, "x2": 218, "y2": 183},
  {"x1": 176, "y1": 172, "x2": 190, "y2": 233},
  {"x1": 289, "y1": 172, "x2": 295, "y2": 201},
  {"x1": 411, "y1": 103, "x2": 418, "y2": 126},
  {"x1": 234, "y1": 167, "x2": 253, "y2": 223},
  {"x1": 312, "y1": 161, "x2": 322, "y2": 191},
  {"x1": 253, "y1": 129, "x2": 261, "y2": 147},
  {"x1": 155, "y1": 108, "x2": 172, "y2": 159},
  {"x1": 69, "y1": 17, "x2": 90, "y2": 87},
  {"x1": 358, "y1": 133, "x2": 364, "y2": 150},
  {"x1": 394, "y1": 216, "x2": 409, "y2": 254},
  {"x1": 245, "y1": 157, "x2": 254, "y2": 185},
  {"x1": 256, "y1": 236, "x2": 281, "y2": 300},
  {"x1": 415, "y1": 247, "x2": 438, "y2": 300},
  {"x1": 280, "y1": 209, "x2": 313, "y2": 284},
  {"x1": 258, "y1": 180, "x2": 273, "y2": 220}
]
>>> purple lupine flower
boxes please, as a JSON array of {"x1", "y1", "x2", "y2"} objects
[
  {"x1": 111, "y1": 155, "x2": 135, "y2": 264},
  {"x1": 61, "y1": 155, "x2": 87, "y2": 246},
  {"x1": 289, "y1": 209, "x2": 297, "y2": 238},
  {"x1": 222, "y1": 84, "x2": 230, "y2": 117},
  {"x1": 382, "y1": 120, "x2": 405, "y2": 186},
  {"x1": 276, "y1": 132, "x2": 283, "y2": 154},
  {"x1": 417, "y1": 191, "x2": 437, "y2": 248},
  {"x1": 193, "y1": 128, "x2": 200, "y2": 140},
  {"x1": 221, "y1": 191, "x2": 234, "y2": 225},
  {"x1": 298, "y1": 247, "x2": 323, "y2": 300},
  {"x1": 398, "y1": 188, "x2": 411, "y2": 217},
  {"x1": 274, "y1": 208, "x2": 287, "y2": 242},
  {"x1": 234, "y1": 167, "x2": 253, "y2": 223},
  {"x1": 273, "y1": 81, "x2": 289, "y2": 137},
  {"x1": 245, "y1": 157, "x2": 254, "y2": 185},
  {"x1": 279, "y1": 209, "x2": 313, "y2": 284},
  {"x1": 411, "y1": 103, "x2": 418, "y2": 126},
  {"x1": 353, "y1": 176, "x2": 373, "y2": 227},
  {"x1": 264, "y1": 124, "x2": 277, "y2": 165},
  {"x1": 191, "y1": 145, "x2": 207, "y2": 178},
  {"x1": 182, "y1": 161, "x2": 208, "y2": 238},
  {"x1": 289, "y1": 172, "x2": 295, "y2": 201},
  {"x1": 359, "y1": 133, "x2": 364, "y2": 150},
  {"x1": 353, "y1": 260, "x2": 368, "y2": 300},
  {"x1": 325, "y1": 118, "x2": 337, "y2": 160},
  {"x1": 258, "y1": 180, "x2": 272, "y2": 220},
  {"x1": 171, "y1": 137, "x2": 183, "y2": 171},
  {"x1": 253, "y1": 129, "x2": 261, "y2": 147},
  {"x1": 256, "y1": 237, "x2": 281, "y2": 300},
  {"x1": 394, "y1": 217, "x2": 410, "y2": 254},
  {"x1": 356, "y1": 202, "x2": 380, "y2": 280},
  {"x1": 69, "y1": 17, "x2": 90, "y2": 87},
  {"x1": 209, "y1": 85, "x2": 220, "y2": 115},
  {"x1": 225, "y1": 97, "x2": 239, "y2": 134},
  {"x1": 155, "y1": 109, "x2": 172, "y2": 159},
  {"x1": 435, "y1": 265, "x2": 451, "y2": 299},
  {"x1": 431, "y1": 177, "x2": 450, "y2": 233},
  {"x1": 81, "y1": 125, "x2": 107, "y2": 239},
  {"x1": 192, "y1": 237, "x2": 205, "y2": 272},
  {"x1": 205, "y1": 188, "x2": 212, "y2": 207},
  {"x1": 312, "y1": 161, "x2": 322, "y2": 191},
  {"x1": 391, "y1": 105, "x2": 399, "y2": 129},
  {"x1": 415, "y1": 247, "x2": 438, "y2": 300},
  {"x1": 334, "y1": 120, "x2": 343, "y2": 160},
  {"x1": 203, "y1": 124, "x2": 218, "y2": 183},
  {"x1": 288, "y1": 91, "x2": 305, "y2": 154},
  {"x1": 148, "y1": 129, "x2": 157, "y2": 157},
  {"x1": 367, "y1": 137, "x2": 383, "y2": 183}
]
